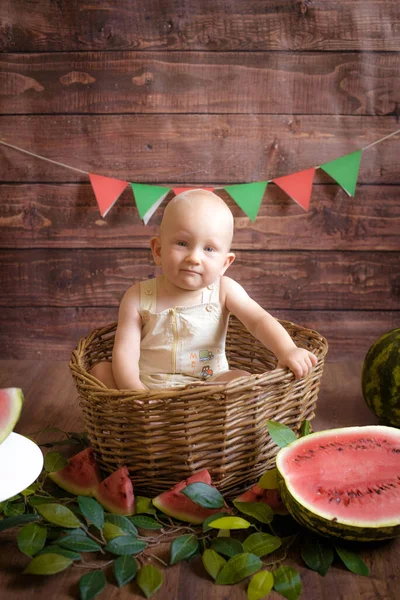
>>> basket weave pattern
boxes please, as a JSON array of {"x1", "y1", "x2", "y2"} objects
[{"x1": 70, "y1": 317, "x2": 328, "y2": 498}]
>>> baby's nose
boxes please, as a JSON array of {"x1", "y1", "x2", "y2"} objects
[{"x1": 185, "y1": 248, "x2": 201, "y2": 263}]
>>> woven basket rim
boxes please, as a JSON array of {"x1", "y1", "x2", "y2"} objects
[{"x1": 69, "y1": 317, "x2": 328, "y2": 398}]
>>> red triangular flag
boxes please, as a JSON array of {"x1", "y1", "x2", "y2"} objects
[
  {"x1": 89, "y1": 174, "x2": 129, "y2": 217},
  {"x1": 272, "y1": 168, "x2": 316, "y2": 211},
  {"x1": 172, "y1": 187, "x2": 214, "y2": 195}
]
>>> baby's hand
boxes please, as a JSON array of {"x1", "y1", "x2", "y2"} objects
[{"x1": 277, "y1": 347, "x2": 318, "y2": 379}]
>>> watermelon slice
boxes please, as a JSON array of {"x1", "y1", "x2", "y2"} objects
[
  {"x1": 234, "y1": 483, "x2": 288, "y2": 515},
  {"x1": 95, "y1": 466, "x2": 135, "y2": 516},
  {"x1": 0, "y1": 388, "x2": 24, "y2": 445},
  {"x1": 152, "y1": 469, "x2": 223, "y2": 524},
  {"x1": 49, "y1": 447, "x2": 102, "y2": 497}
]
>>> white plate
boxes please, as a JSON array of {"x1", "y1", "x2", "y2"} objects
[{"x1": 0, "y1": 432, "x2": 44, "y2": 502}]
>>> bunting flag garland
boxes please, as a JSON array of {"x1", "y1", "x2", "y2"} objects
[
  {"x1": 223, "y1": 181, "x2": 268, "y2": 221},
  {"x1": 130, "y1": 183, "x2": 171, "y2": 222},
  {"x1": 320, "y1": 150, "x2": 362, "y2": 197},
  {"x1": 272, "y1": 168, "x2": 316, "y2": 211},
  {"x1": 88, "y1": 174, "x2": 129, "y2": 218},
  {"x1": 0, "y1": 129, "x2": 399, "y2": 223}
]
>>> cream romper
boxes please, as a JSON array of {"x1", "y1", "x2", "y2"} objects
[{"x1": 138, "y1": 276, "x2": 230, "y2": 389}]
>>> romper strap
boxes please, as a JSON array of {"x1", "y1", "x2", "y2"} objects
[
  {"x1": 139, "y1": 278, "x2": 157, "y2": 312},
  {"x1": 206, "y1": 277, "x2": 221, "y2": 304}
]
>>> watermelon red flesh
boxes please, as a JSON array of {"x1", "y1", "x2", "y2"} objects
[
  {"x1": 277, "y1": 426, "x2": 400, "y2": 527},
  {"x1": 0, "y1": 388, "x2": 24, "y2": 444},
  {"x1": 235, "y1": 484, "x2": 288, "y2": 515},
  {"x1": 95, "y1": 466, "x2": 135, "y2": 516},
  {"x1": 49, "y1": 447, "x2": 102, "y2": 497},
  {"x1": 152, "y1": 469, "x2": 222, "y2": 524}
]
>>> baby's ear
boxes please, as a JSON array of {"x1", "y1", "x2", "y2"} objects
[
  {"x1": 222, "y1": 251, "x2": 235, "y2": 274},
  {"x1": 150, "y1": 236, "x2": 162, "y2": 265}
]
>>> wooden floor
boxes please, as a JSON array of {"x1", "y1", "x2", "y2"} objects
[{"x1": 0, "y1": 361, "x2": 399, "y2": 599}]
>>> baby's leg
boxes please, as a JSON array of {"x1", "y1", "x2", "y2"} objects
[
  {"x1": 89, "y1": 361, "x2": 117, "y2": 389},
  {"x1": 213, "y1": 369, "x2": 250, "y2": 384}
]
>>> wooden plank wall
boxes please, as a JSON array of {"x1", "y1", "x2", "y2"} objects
[{"x1": 0, "y1": 0, "x2": 399, "y2": 361}]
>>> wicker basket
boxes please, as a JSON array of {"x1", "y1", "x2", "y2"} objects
[{"x1": 69, "y1": 316, "x2": 328, "y2": 499}]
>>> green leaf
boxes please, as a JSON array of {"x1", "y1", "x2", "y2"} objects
[
  {"x1": 273, "y1": 565, "x2": 302, "y2": 600},
  {"x1": 79, "y1": 570, "x2": 107, "y2": 600},
  {"x1": 17, "y1": 523, "x2": 47, "y2": 557},
  {"x1": 215, "y1": 553, "x2": 262, "y2": 585},
  {"x1": 104, "y1": 535, "x2": 147, "y2": 556},
  {"x1": 58, "y1": 532, "x2": 102, "y2": 553},
  {"x1": 170, "y1": 534, "x2": 199, "y2": 565},
  {"x1": 23, "y1": 553, "x2": 72, "y2": 575},
  {"x1": 301, "y1": 536, "x2": 334, "y2": 576},
  {"x1": 202, "y1": 512, "x2": 230, "y2": 532},
  {"x1": 242, "y1": 532, "x2": 282, "y2": 557},
  {"x1": 181, "y1": 482, "x2": 225, "y2": 509},
  {"x1": 0, "y1": 514, "x2": 41, "y2": 532},
  {"x1": 78, "y1": 497, "x2": 104, "y2": 530},
  {"x1": 36, "y1": 503, "x2": 81, "y2": 528},
  {"x1": 102, "y1": 522, "x2": 128, "y2": 542},
  {"x1": 211, "y1": 537, "x2": 244, "y2": 558},
  {"x1": 29, "y1": 496, "x2": 55, "y2": 506},
  {"x1": 129, "y1": 515, "x2": 162, "y2": 530},
  {"x1": 44, "y1": 451, "x2": 68, "y2": 472},
  {"x1": 20, "y1": 483, "x2": 41, "y2": 497},
  {"x1": 37, "y1": 545, "x2": 81, "y2": 560},
  {"x1": 299, "y1": 420, "x2": 312, "y2": 437},
  {"x1": 135, "y1": 496, "x2": 157, "y2": 514},
  {"x1": 267, "y1": 420, "x2": 297, "y2": 448},
  {"x1": 335, "y1": 546, "x2": 369, "y2": 576},
  {"x1": 106, "y1": 514, "x2": 138, "y2": 535},
  {"x1": 113, "y1": 555, "x2": 139, "y2": 587},
  {"x1": 233, "y1": 501, "x2": 274, "y2": 525},
  {"x1": 247, "y1": 570, "x2": 274, "y2": 600},
  {"x1": 137, "y1": 564, "x2": 163, "y2": 598},
  {"x1": 208, "y1": 516, "x2": 251, "y2": 530},
  {"x1": 202, "y1": 549, "x2": 226, "y2": 580},
  {"x1": 4, "y1": 502, "x2": 25, "y2": 517},
  {"x1": 258, "y1": 469, "x2": 278, "y2": 490}
]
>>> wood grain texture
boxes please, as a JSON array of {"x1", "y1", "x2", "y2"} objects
[
  {"x1": 1, "y1": 51, "x2": 399, "y2": 115},
  {"x1": 0, "y1": 115, "x2": 399, "y2": 183},
  {"x1": 0, "y1": 308, "x2": 397, "y2": 361},
  {"x1": 1, "y1": 184, "x2": 399, "y2": 250},
  {"x1": 0, "y1": 361, "x2": 398, "y2": 599},
  {"x1": 1, "y1": 249, "x2": 399, "y2": 310},
  {"x1": 1, "y1": 0, "x2": 399, "y2": 52}
]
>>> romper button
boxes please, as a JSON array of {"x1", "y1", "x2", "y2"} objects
[
  {"x1": 145, "y1": 289, "x2": 152, "y2": 295},
  {"x1": 206, "y1": 305, "x2": 213, "y2": 312},
  {"x1": 207, "y1": 284, "x2": 214, "y2": 290}
]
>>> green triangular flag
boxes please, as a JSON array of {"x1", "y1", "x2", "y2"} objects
[
  {"x1": 224, "y1": 181, "x2": 268, "y2": 221},
  {"x1": 131, "y1": 183, "x2": 171, "y2": 220},
  {"x1": 320, "y1": 150, "x2": 362, "y2": 197}
]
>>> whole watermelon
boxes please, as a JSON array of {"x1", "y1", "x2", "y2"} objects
[{"x1": 362, "y1": 328, "x2": 400, "y2": 427}]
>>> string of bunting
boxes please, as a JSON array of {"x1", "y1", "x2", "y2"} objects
[{"x1": 0, "y1": 129, "x2": 399, "y2": 224}]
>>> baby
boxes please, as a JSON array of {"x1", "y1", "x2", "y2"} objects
[{"x1": 90, "y1": 189, "x2": 317, "y2": 390}]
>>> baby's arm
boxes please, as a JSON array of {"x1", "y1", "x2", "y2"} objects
[
  {"x1": 112, "y1": 284, "x2": 147, "y2": 390},
  {"x1": 222, "y1": 277, "x2": 318, "y2": 379}
]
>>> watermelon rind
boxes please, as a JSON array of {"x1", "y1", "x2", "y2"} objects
[
  {"x1": 0, "y1": 388, "x2": 24, "y2": 445},
  {"x1": 362, "y1": 328, "x2": 400, "y2": 427},
  {"x1": 276, "y1": 425, "x2": 400, "y2": 542}
]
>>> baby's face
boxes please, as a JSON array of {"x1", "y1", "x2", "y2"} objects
[{"x1": 151, "y1": 194, "x2": 235, "y2": 292}]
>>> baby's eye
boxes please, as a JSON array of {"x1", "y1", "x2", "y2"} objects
[
  {"x1": 204, "y1": 246, "x2": 215, "y2": 253},
  {"x1": 176, "y1": 241, "x2": 187, "y2": 247}
]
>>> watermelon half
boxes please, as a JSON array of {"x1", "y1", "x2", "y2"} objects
[
  {"x1": 0, "y1": 388, "x2": 24, "y2": 445},
  {"x1": 276, "y1": 425, "x2": 400, "y2": 541}
]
